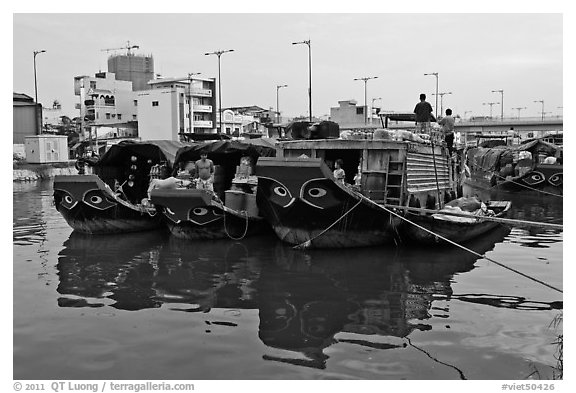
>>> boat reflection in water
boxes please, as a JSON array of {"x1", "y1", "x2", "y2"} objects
[{"x1": 56, "y1": 224, "x2": 559, "y2": 369}]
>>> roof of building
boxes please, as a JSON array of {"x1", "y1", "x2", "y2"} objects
[
  {"x1": 13, "y1": 92, "x2": 34, "y2": 102},
  {"x1": 224, "y1": 105, "x2": 269, "y2": 114}
]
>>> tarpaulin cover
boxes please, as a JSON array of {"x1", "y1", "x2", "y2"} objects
[
  {"x1": 467, "y1": 146, "x2": 512, "y2": 172},
  {"x1": 510, "y1": 139, "x2": 561, "y2": 156},
  {"x1": 173, "y1": 139, "x2": 276, "y2": 168},
  {"x1": 95, "y1": 140, "x2": 192, "y2": 168}
]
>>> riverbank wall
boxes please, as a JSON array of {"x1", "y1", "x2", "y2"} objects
[{"x1": 13, "y1": 161, "x2": 77, "y2": 182}]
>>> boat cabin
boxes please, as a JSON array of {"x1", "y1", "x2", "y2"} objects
[{"x1": 274, "y1": 138, "x2": 457, "y2": 210}]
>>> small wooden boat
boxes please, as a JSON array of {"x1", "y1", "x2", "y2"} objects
[
  {"x1": 150, "y1": 139, "x2": 276, "y2": 240},
  {"x1": 53, "y1": 140, "x2": 188, "y2": 234},
  {"x1": 400, "y1": 199, "x2": 512, "y2": 245},
  {"x1": 255, "y1": 125, "x2": 461, "y2": 249}
]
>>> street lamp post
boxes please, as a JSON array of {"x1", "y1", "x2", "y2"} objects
[
  {"x1": 354, "y1": 76, "x2": 378, "y2": 124},
  {"x1": 424, "y1": 72, "x2": 439, "y2": 119},
  {"x1": 276, "y1": 84, "x2": 288, "y2": 123},
  {"x1": 534, "y1": 100, "x2": 545, "y2": 121},
  {"x1": 491, "y1": 89, "x2": 504, "y2": 120},
  {"x1": 431, "y1": 91, "x2": 452, "y2": 117},
  {"x1": 371, "y1": 97, "x2": 382, "y2": 124},
  {"x1": 33, "y1": 49, "x2": 46, "y2": 134},
  {"x1": 512, "y1": 106, "x2": 527, "y2": 119},
  {"x1": 292, "y1": 40, "x2": 312, "y2": 122},
  {"x1": 482, "y1": 102, "x2": 499, "y2": 118},
  {"x1": 187, "y1": 72, "x2": 201, "y2": 137},
  {"x1": 205, "y1": 49, "x2": 234, "y2": 134}
]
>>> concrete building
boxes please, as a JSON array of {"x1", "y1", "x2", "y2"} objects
[
  {"x1": 330, "y1": 99, "x2": 379, "y2": 129},
  {"x1": 107, "y1": 53, "x2": 154, "y2": 91},
  {"x1": 74, "y1": 72, "x2": 138, "y2": 128},
  {"x1": 137, "y1": 76, "x2": 217, "y2": 141},
  {"x1": 14, "y1": 93, "x2": 41, "y2": 144}
]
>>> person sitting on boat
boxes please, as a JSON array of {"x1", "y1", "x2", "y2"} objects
[
  {"x1": 333, "y1": 159, "x2": 346, "y2": 184},
  {"x1": 438, "y1": 108, "x2": 456, "y2": 156},
  {"x1": 414, "y1": 93, "x2": 433, "y2": 134},
  {"x1": 195, "y1": 152, "x2": 215, "y2": 191}
]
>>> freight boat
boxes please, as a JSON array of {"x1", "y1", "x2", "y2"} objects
[
  {"x1": 255, "y1": 124, "x2": 464, "y2": 248},
  {"x1": 464, "y1": 138, "x2": 563, "y2": 194},
  {"x1": 53, "y1": 140, "x2": 188, "y2": 234},
  {"x1": 150, "y1": 139, "x2": 276, "y2": 240}
]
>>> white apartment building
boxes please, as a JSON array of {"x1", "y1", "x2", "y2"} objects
[
  {"x1": 74, "y1": 72, "x2": 138, "y2": 128},
  {"x1": 136, "y1": 76, "x2": 216, "y2": 141}
]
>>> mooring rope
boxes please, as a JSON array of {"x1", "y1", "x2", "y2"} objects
[
  {"x1": 353, "y1": 191, "x2": 563, "y2": 294},
  {"x1": 223, "y1": 207, "x2": 250, "y2": 241},
  {"x1": 293, "y1": 199, "x2": 363, "y2": 250}
]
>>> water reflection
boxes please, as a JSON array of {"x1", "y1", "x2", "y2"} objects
[{"x1": 53, "y1": 224, "x2": 561, "y2": 370}]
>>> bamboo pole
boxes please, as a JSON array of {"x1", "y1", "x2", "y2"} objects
[{"x1": 383, "y1": 204, "x2": 563, "y2": 230}]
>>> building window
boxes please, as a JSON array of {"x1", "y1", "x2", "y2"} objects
[
  {"x1": 133, "y1": 115, "x2": 137, "y2": 120},
  {"x1": 106, "y1": 113, "x2": 111, "y2": 120},
  {"x1": 117, "y1": 114, "x2": 122, "y2": 120},
  {"x1": 356, "y1": 107, "x2": 364, "y2": 115},
  {"x1": 90, "y1": 81, "x2": 96, "y2": 89},
  {"x1": 152, "y1": 101, "x2": 159, "y2": 107},
  {"x1": 133, "y1": 100, "x2": 138, "y2": 106}
]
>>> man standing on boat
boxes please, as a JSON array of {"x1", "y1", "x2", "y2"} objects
[
  {"x1": 195, "y1": 152, "x2": 215, "y2": 191},
  {"x1": 414, "y1": 93, "x2": 433, "y2": 134},
  {"x1": 438, "y1": 108, "x2": 456, "y2": 156}
]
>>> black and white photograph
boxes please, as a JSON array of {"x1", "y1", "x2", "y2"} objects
[{"x1": 9, "y1": 2, "x2": 568, "y2": 390}]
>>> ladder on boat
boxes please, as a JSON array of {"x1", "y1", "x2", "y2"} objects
[{"x1": 364, "y1": 155, "x2": 405, "y2": 205}]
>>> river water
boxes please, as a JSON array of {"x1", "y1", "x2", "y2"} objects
[{"x1": 13, "y1": 181, "x2": 563, "y2": 381}]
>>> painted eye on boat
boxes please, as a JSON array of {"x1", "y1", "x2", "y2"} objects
[
  {"x1": 274, "y1": 187, "x2": 288, "y2": 197},
  {"x1": 64, "y1": 196, "x2": 73, "y2": 204},
  {"x1": 307, "y1": 188, "x2": 327, "y2": 198},
  {"x1": 192, "y1": 208, "x2": 208, "y2": 216},
  {"x1": 90, "y1": 195, "x2": 103, "y2": 204}
]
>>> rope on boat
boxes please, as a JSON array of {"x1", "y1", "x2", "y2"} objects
[
  {"x1": 353, "y1": 191, "x2": 563, "y2": 294},
  {"x1": 467, "y1": 161, "x2": 563, "y2": 198},
  {"x1": 223, "y1": 207, "x2": 250, "y2": 241},
  {"x1": 382, "y1": 204, "x2": 563, "y2": 230},
  {"x1": 292, "y1": 199, "x2": 363, "y2": 250}
]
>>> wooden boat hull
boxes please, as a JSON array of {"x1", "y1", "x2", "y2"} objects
[
  {"x1": 53, "y1": 175, "x2": 162, "y2": 234},
  {"x1": 401, "y1": 201, "x2": 512, "y2": 245},
  {"x1": 150, "y1": 188, "x2": 268, "y2": 240},
  {"x1": 256, "y1": 158, "x2": 401, "y2": 248},
  {"x1": 465, "y1": 164, "x2": 562, "y2": 195}
]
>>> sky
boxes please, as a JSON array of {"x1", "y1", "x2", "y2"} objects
[{"x1": 11, "y1": 8, "x2": 565, "y2": 121}]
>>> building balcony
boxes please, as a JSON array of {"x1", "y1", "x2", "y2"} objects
[
  {"x1": 193, "y1": 104, "x2": 213, "y2": 112},
  {"x1": 193, "y1": 120, "x2": 213, "y2": 128},
  {"x1": 191, "y1": 88, "x2": 212, "y2": 97}
]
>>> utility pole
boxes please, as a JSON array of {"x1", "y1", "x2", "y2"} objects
[
  {"x1": 424, "y1": 72, "x2": 439, "y2": 119},
  {"x1": 431, "y1": 91, "x2": 452, "y2": 117},
  {"x1": 482, "y1": 102, "x2": 499, "y2": 118},
  {"x1": 491, "y1": 89, "x2": 504, "y2": 120},
  {"x1": 512, "y1": 106, "x2": 527, "y2": 119},
  {"x1": 205, "y1": 49, "x2": 235, "y2": 134},
  {"x1": 276, "y1": 84, "x2": 288, "y2": 123},
  {"x1": 33, "y1": 49, "x2": 46, "y2": 134},
  {"x1": 292, "y1": 40, "x2": 312, "y2": 122},
  {"x1": 354, "y1": 76, "x2": 378, "y2": 124},
  {"x1": 534, "y1": 100, "x2": 545, "y2": 121}
]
